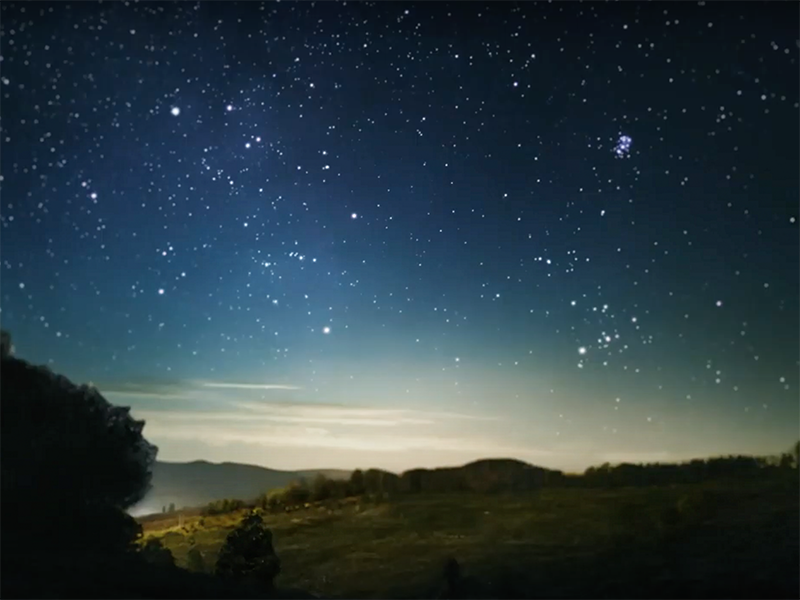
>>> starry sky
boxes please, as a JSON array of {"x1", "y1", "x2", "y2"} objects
[{"x1": 1, "y1": 1, "x2": 798, "y2": 474}]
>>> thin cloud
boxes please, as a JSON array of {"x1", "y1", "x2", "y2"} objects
[
  {"x1": 114, "y1": 381, "x2": 524, "y2": 462},
  {"x1": 96, "y1": 379, "x2": 302, "y2": 402},
  {"x1": 104, "y1": 390, "x2": 190, "y2": 400},
  {"x1": 233, "y1": 400, "x2": 430, "y2": 421},
  {"x1": 139, "y1": 419, "x2": 548, "y2": 456},
  {"x1": 234, "y1": 400, "x2": 497, "y2": 423},
  {"x1": 423, "y1": 410, "x2": 503, "y2": 422},
  {"x1": 198, "y1": 381, "x2": 302, "y2": 391},
  {"x1": 131, "y1": 396, "x2": 532, "y2": 461},
  {"x1": 135, "y1": 408, "x2": 432, "y2": 428},
  {"x1": 98, "y1": 380, "x2": 197, "y2": 401}
]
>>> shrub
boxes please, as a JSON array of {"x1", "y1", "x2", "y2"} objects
[
  {"x1": 140, "y1": 538, "x2": 176, "y2": 568},
  {"x1": 283, "y1": 481, "x2": 312, "y2": 505},
  {"x1": 311, "y1": 473, "x2": 339, "y2": 502},
  {"x1": 215, "y1": 511, "x2": 280, "y2": 590},
  {"x1": 203, "y1": 498, "x2": 246, "y2": 516}
]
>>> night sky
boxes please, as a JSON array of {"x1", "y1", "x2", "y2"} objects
[{"x1": 1, "y1": 1, "x2": 798, "y2": 474}]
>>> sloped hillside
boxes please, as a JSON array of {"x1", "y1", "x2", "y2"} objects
[{"x1": 130, "y1": 460, "x2": 351, "y2": 515}]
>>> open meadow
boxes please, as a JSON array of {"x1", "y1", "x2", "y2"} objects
[{"x1": 139, "y1": 476, "x2": 799, "y2": 599}]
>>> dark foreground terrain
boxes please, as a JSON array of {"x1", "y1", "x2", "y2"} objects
[
  {"x1": 139, "y1": 475, "x2": 798, "y2": 599},
  {"x1": 5, "y1": 473, "x2": 797, "y2": 599}
]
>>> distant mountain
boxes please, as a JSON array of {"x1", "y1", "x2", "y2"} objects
[
  {"x1": 131, "y1": 457, "x2": 564, "y2": 516},
  {"x1": 130, "y1": 460, "x2": 351, "y2": 516}
]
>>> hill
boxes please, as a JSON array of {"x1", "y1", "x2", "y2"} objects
[
  {"x1": 140, "y1": 476, "x2": 799, "y2": 599},
  {"x1": 396, "y1": 458, "x2": 564, "y2": 493},
  {"x1": 130, "y1": 460, "x2": 351, "y2": 516},
  {"x1": 132, "y1": 458, "x2": 565, "y2": 516}
]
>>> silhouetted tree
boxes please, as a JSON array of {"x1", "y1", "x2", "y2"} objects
[
  {"x1": 283, "y1": 480, "x2": 311, "y2": 505},
  {"x1": 1, "y1": 329, "x2": 12, "y2": 357},
  {"x1": 363, "y1": 469, "x2": 379, "y2": 494},
  {"x1": 349, "y1": 468, "x2": 366, "y2": 495},
  {"x1": 256, "y1": 491, "x2": 286, "y2": 513},
  {"x1": 311, "y1": 473, "x2": 335, "y2": 501},
  {"x1": 793, "y1": 441, "x2": 800, "y2": 469},
  {"x1": 331, "y1": 478, "x2": 349, "y2": 499},
  {"x1": 0, "y1": 331, "x2": 157, "y2": 559},
  {"x1": 363, "y1": 468, "x2": 389, "y2": 495},
  {"x1": 168, "y1": 502, "x2": 176, "y2": 513},
  {"x1": 779, "y1": 452, "x2": 794, "y2": 470},
  {"x1": 203, "y1": 497, "x2": 248, "y2": 515},
  {"x1": 140, "y1": 538, "x2": 176, "y2": 568},
  {"x1": 91, "y1": 503, "x2": 147, "y2": 553},
  {"x1": 215, "y1": 511, "x2": 280, "y2": 590}
]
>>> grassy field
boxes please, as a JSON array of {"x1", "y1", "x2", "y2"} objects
[{"x1": 139, "y1": 476, "x2": 799, "y2": 598}]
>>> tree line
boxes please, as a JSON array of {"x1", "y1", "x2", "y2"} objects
[
  {"x1": 578, "y1": 449, "x2": 799, "y2": 489},
  {"x1": 200, "y1": 449, "x2": 799, "y2": 518}
]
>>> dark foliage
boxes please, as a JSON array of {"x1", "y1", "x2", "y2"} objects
[
  {"x1": 349, "y1": 468, "x2": 366, "y2": 495},
  {"x1": 0, "y1": 330, "x2": 157, "y2": 559},
  {"x1": 581, "y1": 453, "x2": 798, "y2": 488},
  {"x1": 141, "y1": 538, "x2": 177, "y2": 568},
  {"x1": 364, "y1": 468, "x2": 400, "y2": 495},
  {"x1": 311, "y1": 472, "x2": 339, "y2": 501},
  {"x1": 1, "y1": 329, "x2": 12, "y2": 357},
  {"x1": 255, "y1": 491, "x2": 282, "y2": 511},
  {"x1": 203, "y1": 497, "x2": 248, "y2": 515},
  {"x1": 284, "y1": 480, "x2": 313, "y2": 505},
  {"x1": 215, "y1": 510, "x2": 281, "y2": 589},
  {"x1": 0, "y1": 334, "x2": 157, "y2": 510}
]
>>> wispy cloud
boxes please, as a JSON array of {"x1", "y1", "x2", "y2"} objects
[
  {"x1": 108, "y1": 378, "x2": 537, "y2": 464},
  {"x1": 232, "y1": 401, "x2": 434, "y2": 425},
  {"x1": 138, "y1": 417, "x2": 545, "y2": 455},
  {"x1": 100, "y1": 380, "x2": 197, "y2": 402},
  {"x1": 198, "y1": 381, "x2": 302, "y2": 391},
  {"x1": 422, "y1": 410, "x2": 503, "y2": 422},
  {"x1": 98, "y1": 378, "x2": 302, "y2": 403},
  {"x1": 235, "y1": 401, "x2": 499, "y2": 421},
  {"x1": 104, "y1": 390, "x2": 190, "y2": 400},
  {"x1": 132, "y1": 396, "x2": 523, "y2": 455}
]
